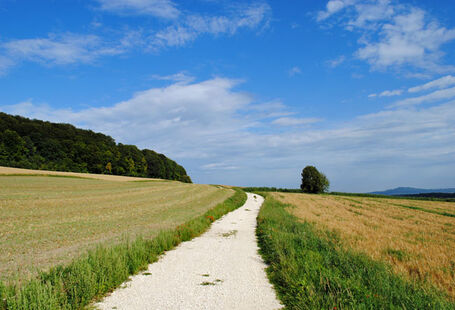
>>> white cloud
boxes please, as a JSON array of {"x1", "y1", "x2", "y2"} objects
[
  {"x1": 2, "y1": 77, "x2": 455, "y2": 191},
  {"x1": 408, "y1": 75, "x2": 455, "y2": 93},
  {"x1": 394, "y1": 86, "x2": 455, "y2": 107},
  {"x1": 201, "y1": 162, "x2": 239, "y2": 170},
  {"x1": 1, "y1": 33, "x2": 127, "y2": 67},
  {"x1": 0, "y1": 55, "x2": 15, "y2": 76},
  {"x1": 272, "y1": 117, "x2": 321, "y2": 126},
  {"x1": 318, "y1": 1, "x2": 455, "y2": 73},
  {"x1": 0, "y1": 3, "x2": 270, "y2": 74},
  {"x1": 326, "y1": 55, "x2": 346, "y2": 68},
  {"x1": 317, "y1": 0, "x2": 356, "y2": 22},
  {"x1": 379, "y1": 89, "x2": 403, "y2": 97},
  {"x1": 369, "y1": 88, "x2": 402, "y2": 98},
  {"x1": 151, "y1": 71, "x2": 195, "y2": 83},
  {"x1": 150, "y1": 3, "x2": 271, "y2": 49},
  {"x1": 288, "y1": 66, "x2": 302, "y2": 76},
  {"x1": 96, "y1": 0, "x2": 180, "y2": 19}
]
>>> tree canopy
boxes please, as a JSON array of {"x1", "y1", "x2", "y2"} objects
[
  {"x1": 0, "y1": 112, "x2": 192, "y2": 183},
  {"x1": 300, "y1": 166, "x2": 329, "y2": 194}
]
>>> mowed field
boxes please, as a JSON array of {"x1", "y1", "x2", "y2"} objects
[
  {"x1": 0, "y1": 170, "x2": 233, "y2": 283},
  {"x1": 272, "y1": 192, "x2": 455, "y2": 299}
]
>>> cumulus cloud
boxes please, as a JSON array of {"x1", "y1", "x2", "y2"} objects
[
  {"x1": 317, "y1": 0, "x2": 455, "y2": 73},
  {"x1": 95, "y1": 0, "x2": 180, "y2": 19},
  {"x1": 408, "y1": 75, "x2": 455, "y2": 93},
  {"x1": 2, "y1": 77, "x2": 455, "y2": 191}
]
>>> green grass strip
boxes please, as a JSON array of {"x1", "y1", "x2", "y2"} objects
[
  {"x1": 255, "y1": 193, "x2": 454, "y2": 309},
  {"x1": 389, "y1": 202, "x2": 455, "y2": 218},
  {"x1": 0, "y1": 189, "x2": 246, "y2": 310},
  {"x1": 328, "y1": 191, "x2": 455, "y2": 203}
]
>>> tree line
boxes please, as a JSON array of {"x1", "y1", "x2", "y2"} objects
[{"x1": 0, "y1": 112, "x2": 192, "y2": 183}]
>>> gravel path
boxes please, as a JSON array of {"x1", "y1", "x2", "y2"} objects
[{"x1": 95, "y1": 193, "x2": 282, "y2": 310}]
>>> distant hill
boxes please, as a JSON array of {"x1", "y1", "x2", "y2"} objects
[
  {"x1": 0, "y1": 112, "x2": 191, "y2": 183},
  {"x1": 370, "y1": 187, "x2": 455, "y2": 196}
]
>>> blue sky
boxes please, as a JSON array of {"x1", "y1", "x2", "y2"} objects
[{"x1": 1, "y1": 0, "x2": 455, "y2": 192}]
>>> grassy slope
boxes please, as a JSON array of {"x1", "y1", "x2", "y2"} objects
[
  {"x1": 0, "y1": 182, "x2": 246, "y2": 309},
  {"x1": 0, "y1": 174, "x2": 232, "y2": 283},
  {"x1": 256, "y1": 193, "x2": 454, "y2": 309}
]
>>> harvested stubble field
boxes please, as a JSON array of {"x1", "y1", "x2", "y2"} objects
[
  {"x1": 0, "y1": 172, "x2": 233, "y2": 283},
  {"x1": 272, "y1": 192, "x2": 455, "y2": 299}
]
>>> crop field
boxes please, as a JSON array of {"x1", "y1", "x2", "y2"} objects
[
  {"x1": 0, "y1": 166, "x2": 160, "y2": 181},
  {"x1": 0, "y1": 173, "x2": 233, "y2": 283},
  {"x1": 272, "y1": 192, "x2": 455, "y2": 299}
]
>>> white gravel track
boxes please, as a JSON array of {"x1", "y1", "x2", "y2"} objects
[{"x1": 95, "y1": 193, "x2": 282, "y2": 310}]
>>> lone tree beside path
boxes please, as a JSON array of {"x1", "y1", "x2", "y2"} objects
[{"x1": 301, "y1": 166, "x2": 330, "y2": 194}]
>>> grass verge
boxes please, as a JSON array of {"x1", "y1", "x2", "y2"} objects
[
  {"x1": 0, "y1": 189, "x2": 246, "y2": 310},
  {"x1": 256, "y1": 193, "x2": 454, "y2": 309}
]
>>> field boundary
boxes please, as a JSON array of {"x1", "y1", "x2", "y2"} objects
[
  {"x1": 242, "y1": 186, "x2": 455, "y2": 202},
  {"x1": 254, "y1": 192, "x2": 454, "y2": 309},
  {"x1": 0, "y1": 189, "x2": 247, "y2": 310}
]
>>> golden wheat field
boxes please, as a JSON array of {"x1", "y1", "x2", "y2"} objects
[
  {"x1": 0, "y1": 172, "x2": 233, "y2": 282},
  {"x1": 272, "y1": 192, "x2": 455, "y2": 298}
]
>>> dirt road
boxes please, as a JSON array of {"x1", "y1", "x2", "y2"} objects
[{"x1": 95, "y1": 193, "x2": 282, "y2": 310}]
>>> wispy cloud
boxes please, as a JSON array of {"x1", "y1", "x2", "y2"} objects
[
  {"x1": 408, "y1": 75, "x2": 455, "y2": 93},
  {"x1": 317, "y1": 0, "x2": 455, "y2": 73},
  {"x1": 0, "y1": 2, "x2": 271, "y2": 75},
  {"x1": 272, "y1": 117, "x2": 321, "y2": 126},
  {"x1": 151, "y1": 71, "x2": 195, "y2": 83},
  {"x1": 150, "y1": 3, "x2": 271, "y2": 49},
  {"x1": 288, "y1": 66, "x2": 302, "y2": 76},
  {"x1": 369, "y1": 89, "x2": 403, "y2": 98},
  {"x1": 394, "y1": 87, "x2": 455, "y2": 107},
  {"x1": 326, "y1": 55, "x2": 346, "y2": 68},
  {"x1": 95, "y1": 0, "x2": 180, "y2": 19},
  {"x1": 0, "y1": 55, "x2": 15, "y2": 76},
  {"x1": 0, "y1": 33, "x2": 131, "y2": 72}
]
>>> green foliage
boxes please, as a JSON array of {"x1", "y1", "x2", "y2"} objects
[
  {"x1": 0, "y1": 112, "x2": 191, "y2": 183},
  {"x1": 242, "y1": 187, "x2": 302, "y2": 193},
  {"x1": 300, "y1": 166, "x2": 329, "y2": 193},
  {"x1": 256, "y1": 194, "x2": 454, "y2": 309},
  {"x1": 0, "y1": 190, "x2": 246, "y2": 310}
]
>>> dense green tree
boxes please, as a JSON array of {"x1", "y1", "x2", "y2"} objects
[
  {"x1": 0, "y1": 112, "x2": 192, "y2": 182},
  {"x1": 300, "y1": 166, "x2": 330, "y2": 194}
]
